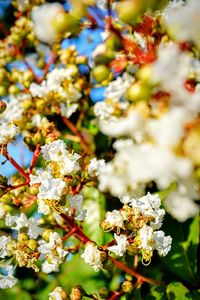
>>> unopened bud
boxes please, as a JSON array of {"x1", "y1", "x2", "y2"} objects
[
  {"x1": 27, "y1": 239, "x2": 38, "y2": 251},
  {"x1": 121, "y1": 280, "x2": 134, "y2": 293},
  {"x1": 0, "y1": 101, "x2": 7, "y2": 114},
  {"x1": 70, "y1": 285, "x2": 85, "y2": 300},
  {"x1": 42, "y1": 229, "x2": 52, "y2": 242},
  {"x1": 92, "y1": 65, "x2": 112, "y2": 83},
  {"x1": 127, "y1": 82, "x2": 151, "y2": 102},
  {"x1": 18, "y1": 232, "x2": 29, "y2": 242}
]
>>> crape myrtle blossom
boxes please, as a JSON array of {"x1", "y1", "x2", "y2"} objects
[
  {"x1": 31, "y1": 2, "x2": 65, "y2": 44},
  {"x1": 101, "y1": 193, "x2": 172, "y2": 262},
  {"x1": 107, "y1": 233, "x2": 129, "y2": 257},
  {"x1": 151, "y1": 43, "x2": 200, "y2": 112},
  {"x1": 41, "y1": 139, "x2": 80, "y2": 175},
  {"x1": 0, "y1": 122, "x2": 18, "y2": 145},
  {"x1": 5, "y1": 213, "x2": 43, "y2": 239},
  {"x1": 0, "y1": 236, "x2": 12, "y2": 258},
  {"x1": 0, "y1": 266, "x2": 17, "y2": 289},
  {"x1": 88, "y1": 157, "x2": 106, "y2": 177},
  {"x1": 38, "y1": 232, "x2": 68, "y2": 274},
  {"x1": 81, "y1": 242, "x2": 103, "y2": 272},
  {"x1": 138, "y1": 225, "x2": 172, "y2": 259},
  {"x1": 49, "y1": 286, "x2": 67, "y2": 300},
  {"x1": 163, "y1": 0, "x2": 200, "y2": 48},
  {"x1": 98, "y1": 139, "x2": 192, "y2": 196}
]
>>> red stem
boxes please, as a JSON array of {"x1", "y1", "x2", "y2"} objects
[
  {"x1": 2, "y1": 148, "x2": 29, "y2": 181},
  {"x1": 28, "y1": 144, "x2": 41, "y2": 174},
  {"x1": 62, "y1": 116, "x2": 94, "y2": 155}
]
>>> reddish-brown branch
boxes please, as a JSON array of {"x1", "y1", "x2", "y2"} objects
[
  {"x1": 107, "y1": 291, "x2": 124, "y2": 300},
  {"x1": 38, "y1": 51, "x2": 55, "y2": 83},
  {"x1": 0, "y1": 181, "x2": 29, "y2": 198},
  {"x1": 0, "y1": 21, "x2": 9, "y2": 35},
  {"x1": 2, "y1": 147, "x2": 30, "y2": 181},
  {"x1": 28, "y1": 144, "x2": 41, "y2": 174},
  {"x1": 60, "y1": 213, "x2": 160, "y2": 285},
  {"x1": 62, "y1": 116, "x2": 94, "y2": 155},
  {"x1": 109, "y1": 256, "x2": 160, "y2": 285}
]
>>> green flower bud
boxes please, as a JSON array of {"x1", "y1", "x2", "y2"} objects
[
  {"x1": 27, "y1": 239, "x2": 38, "y2": 251},
  {"x1": 18, "y1": 233, "x2": 29, "y2": 242},
  {"x1": 98, "y1": 287, "x2": 109, "y2": 298},
  {"x1": 93, "y1": 65, "x2": 112, "y2": 83},
  {"x1": 116, "y1": 1, "x2": 143, "y2": 25},
  {"x1": 121, "y1": 280, "x2": 134, "y2": 293},
  {"x1": 0, "y1": 85, "x2": 7, "y2": 96},
  {"x1": 52, "y1": 12, "x2": 80, "y2": 35},
  {"x1": 42, "y1": 229, "x2": 52, "y2": 242},
  {"x1": 127, "y1": 82, "x2": 151, "y2": 102},
  {"x1": 8, "y1": 85, "x2": 20, "y2": 95},
  {"x1": 137, "y1": 65, "x2": 153, "y2": 84}
]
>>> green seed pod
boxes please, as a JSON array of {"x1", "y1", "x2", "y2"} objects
[
  {"x1": 27, "y1": 239, "x2": 38, "y2": 251},
  {"x1": 116, "y1": 1, "x2": 143, "y2": 25},
  {"x1": 18, "y1": 232, "x2": 29, "y2": 243},
  {"x1": 92, "y1": 65, "x2": 112, "y2": 83},
  {"x1": 0, "y1": 85, "x2": 7, "y2": 97},
  {"x1": 127, "y1": 82, "x2": 151, "y2": 102},
  {"x1": 121, "y1": 280, "x2": 134, "y2": 293},
  {"x1": 52, "y1": 12, "x2": 80, "y2": 35}
]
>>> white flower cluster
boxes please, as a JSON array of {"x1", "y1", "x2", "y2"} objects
[
  {"x1": 0, "y1": 266, "x2": 17, "y2": 289},
  {"x1": 163, "y1": 0, "x2": 200, "y2": 48},
  {"x1": 31, "y1": 2, "x2": 64, "y2": 44},
  {"x1": 30, "y1": 139, "x2": 81, "y2": 215},
  {"x1": 5, "y1": 213, "x2": 43, "y2": 239},
  {"x1": 81, "y1": 242, "x2": 103, "y2": 272},
  {"x1": 49, "y1": 286, "x2": 67, "y2": 300},
  {"x1": 38, "y1": 232, "x2": 68, "y2": 273},
  {"x1": 30, "y1": 67, "x2": 81, "y2": 118},
  {"x1": 105, "y1": 193, "x2": 172, "y2": 259},
  {"x1": 98, "y1": 139, "x2": 192, "y2": 196},
  {"x1": 0, "y1": 121, "x2": 18, "y2": 145},
  {"x1": 88, "y1": 158, "x2": 106, "y2": 177}
]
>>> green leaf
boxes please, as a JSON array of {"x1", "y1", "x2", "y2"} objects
[
  {"x1": 163, "y1": 214, "x2": 199, "y2": 284},
  {"x1": 82, "y1": 187, "x2": 106, "y2": 245},
  {"x1": 146, "y1": 286, "x2": 167, "y2": 300},
  {"x1": 166, "y1": 282, "x2": 192, "y2": 300}
]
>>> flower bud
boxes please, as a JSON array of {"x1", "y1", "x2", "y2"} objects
[
  {"x1": 121, "y1": 280, "x2": 134, "y2": 293},
  {"x1": 127, "y1": 82, "x2": 151, "y2": 102},
  {"x1": 92, "y1": 65, "x2": 112, "y2": 83},
  {"x1": 70, "y1": 285, "x2": 85, "y2": 300},
  {"x1": 52, "y1": 12, "x2": 80, "y2": 35},
  {"x1": 116, "y1": 1, "x2": 143, "y2": 25},
  {"x1": 98, "y1": 287, "x2": 109, "y2": 298},
  {"x1": 42, "y1": 229, "x2": 52, "y2": 242},
  {"x1": 27, "y1": 239, "x2": 38, "y2": 251},
  {"x1": 18, "y1": 232, "x2": 29, "y2": 242},
  {"x1": 137, "y1": 65, "x2": 152, "y2": 84},
  {"x1": 0, "y1": 175, "x2": 7, "y2": 186},
  {"x1": 0, "y1": 85, "x2": 7, "y2": 97}
]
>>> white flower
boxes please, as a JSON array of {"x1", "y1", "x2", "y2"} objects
[
  {"x1": 6, "y1": 213, "x2": 28, "y2": 231},
  {"x1": 146, "y1": 108, "x2": 192, "y2": 148},
  {"x1": 130, "y1": 193, "x2": 165, "y2": 230},
  {"x1": 5, "y1": 213, "x2": 43, "y2": 239},
  {"x1": 31, "y1": 3, "x2": 64, "y2": 44},
  {"x1": 105, "y1": 210, "x2": 124, "y2": 228},
  {"x1": 163, "y1": 0, "x2": 200, "y2": 48},
  {"x1": 108, "y1": 234, "x2": 129, "y2": 257},
  {"x1": 94, "y1": 101, "x2": 114, "y2": 120},
  {"x1": 31, "y1": 114, "x2": 47, "y2": 127},
  {"x1": 49, "y1": 286, "x2": 67, "y2": 300},
  {"x1": 41, "y1": 140, "x2": 80, "y2": 175},
  {"x1": 0, "y1": 122, "x2": 18, "y2": 145},
  {"x1": 29, "y1": 168, "x2": 53, "y2": 185},
  {"x1": 41, "y1": 140, "x2": 67, "y2": 161},
  {"x1": 105, "y1": 72, "x2": 134, "y2": 102},
  {"x1": 165, "y1": 180, "x2": 199, "y2": 222},
  {"x1": 38, "y1": 199, "x2": 51, "y2": 215},
  {"x1": 98, "y1": 110, "x2": 144, "y2": 138},
  {"x1": 38, "y1": 232, "x2": 68, "y2": 274},
  {"x1": 98, "y1": 139, "x2": 193, "y2": 196},
  {"x1": 68, "y1": 194, "x2": 87, "y2": 221},
  {"x1": 0, "y1": 266, "x2": 17, "y2": 289},
  {"x1": 0, "y1": 236, "x2": 12, "y2": 258},
  {"x1": 81, "y1": 242, "x2": 102, "y2": 272},
  {"x1": 60, "y1": 103, "x2": 79, "y2": 118},
  {"x1": 38, "y1": 177, "x2": 66, "y2": 201},
  {"x1": 153, "y1": 231, "x2": 172, "y2": 257},
  {"x1": 138, "y1": 225, "x2": 154, "y2": 252},
  {"x1": 88, "y1": 158, "x2": 106, "y2": 177}
]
